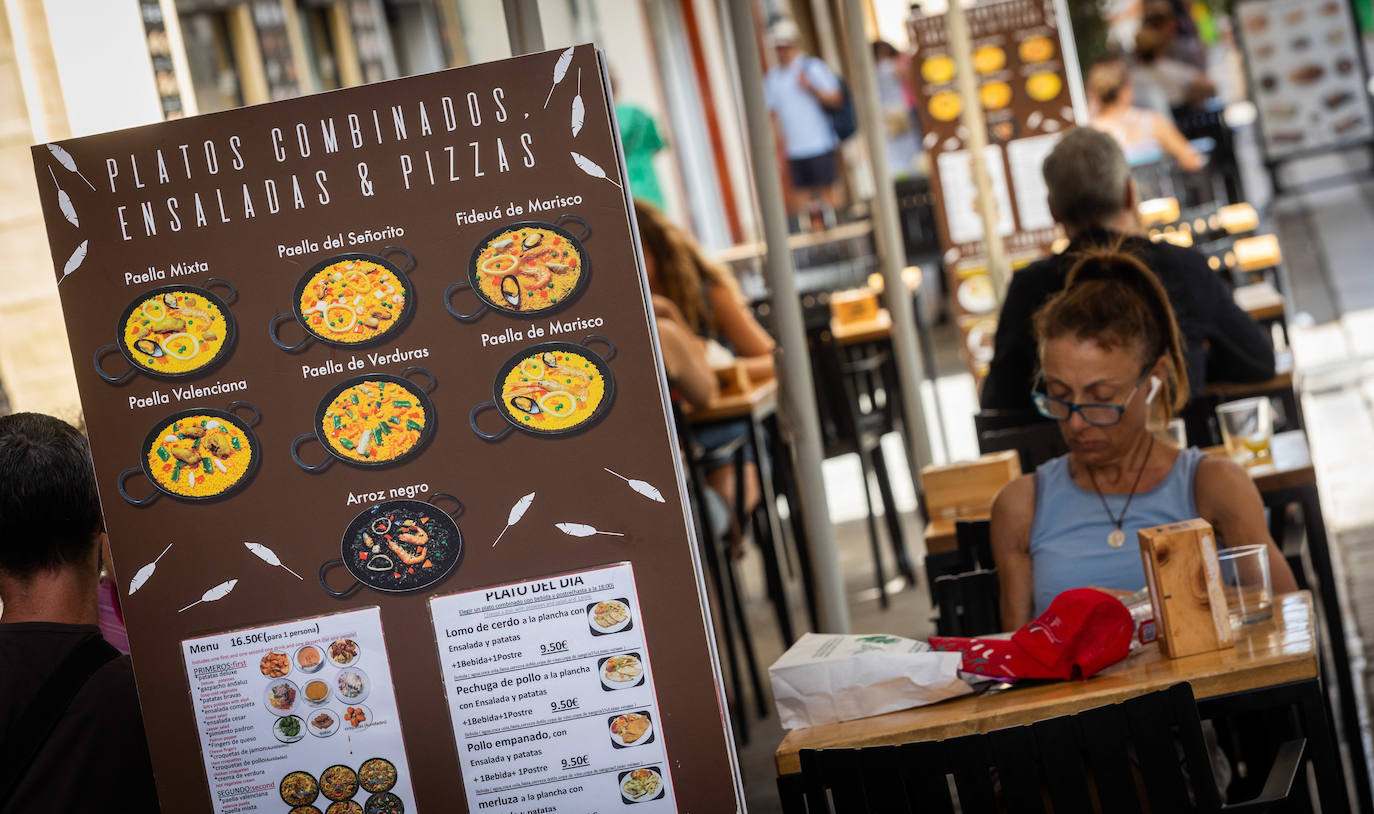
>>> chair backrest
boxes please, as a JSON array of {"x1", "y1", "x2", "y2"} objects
[
  {"x1": 793, "y1": 683, "x2": 1224, "y2": 814},
  {"x1": 978, "y1": 421, "x2": 1069, "y2": 473},
  {"x1": 933, "y1": 568, "x2": 1001, "y2": 637},
  {"x1": 956, "y1": 518, "x2": 994, "y2": 570}
]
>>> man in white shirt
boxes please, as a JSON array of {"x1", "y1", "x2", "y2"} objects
[{"x1": 764, "y1": 19, "x2": 843, "y2": 230}]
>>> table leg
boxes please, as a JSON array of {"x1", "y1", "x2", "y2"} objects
[
  {"x1": 872, "y1": 444, "x2": 917, "y2": 584},
  {"x1": 772, "y1": 420, "x2": 820, "y2": 632},
  {"x1": 749, "y1": 414, "x2": 795, "y2": 647}
]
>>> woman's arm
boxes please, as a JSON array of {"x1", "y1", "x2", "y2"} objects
[
  {"x1": 1194, "y1": 456, "x2": 1299, "y2": 593},
  {"x1": 657, "y1": 320, "x2": 718, "y2": 409},
  {"x1": 707, "y1": 284, "x2": 776, "y2": 358},
  {"x1": 1152, "y1": 111, "x2": 1204, "y2": 172},
  {"x1": 991, "y1": 475, "x2": 1037, "y2": 630}
]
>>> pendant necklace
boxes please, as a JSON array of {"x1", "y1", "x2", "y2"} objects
[{"x1": 1086, "y1": 435, "x2": 1155, "y2": 548}]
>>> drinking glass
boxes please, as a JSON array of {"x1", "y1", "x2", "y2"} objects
[
  {"x1": 1153, "y1": 417, "x2": 1187, "y2": 448},
  {"x1": 1217, "y1": 544, "x2": 1273, "y2": 627},
  {"x1": 1216, "y1": 397, "x2": 1272, "y2": 465}
]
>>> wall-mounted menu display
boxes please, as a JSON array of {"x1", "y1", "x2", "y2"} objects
[
  {"x1": 429, "y1": 563, "x2": 676, "y2": 811},
  {"x1": 1234, "y1": 0, "x2": 1374, "y2": 160},
  {"x1": 909, "y1": 0, "x2": 1085, "y2": 378},
  {"x1": 31, "y1": 45, "x2": 741, "y2": 812}
]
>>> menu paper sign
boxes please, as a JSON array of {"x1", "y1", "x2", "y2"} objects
[
  {"x1": 431, "y1": 563, "x2": 675, "y2": 811},
  {"x1": 182, "y1": 607, "x2": 417, "y2": 813},
  {"x1": 1234, "y1": 0, "x2": 1374, "y2": 161},
  {"x1": 30, "y1": 46, "x2": 741, "y2": 812}
]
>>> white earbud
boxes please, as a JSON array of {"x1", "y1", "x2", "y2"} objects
[{"x1": 1146, "y1": 375, "x2": 1162, "y2": 404}]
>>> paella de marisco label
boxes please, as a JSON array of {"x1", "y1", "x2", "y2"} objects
[
  {"x1": 480, "y1": 314, "x2": 605, "y2": 348},
  {"x1": 181, "y1": 607, "x2": 420, "y2": 814},
  {"x1": 429, "y1": 562, "x2": 678, "y2": 813}
]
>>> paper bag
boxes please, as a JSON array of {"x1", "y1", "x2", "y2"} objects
[{"x1": 768, "y1": 633, "x2": 970, "y2": 729}]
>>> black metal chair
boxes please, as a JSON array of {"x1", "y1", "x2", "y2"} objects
[
  {"x1": 779, "y1": 682, "x2": 1305, "y2": 813},
  {"x1": 975, "y1": 411, "x2": 1068, "y2": 473}
]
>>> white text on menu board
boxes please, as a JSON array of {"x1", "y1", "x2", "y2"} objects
[
  {"x1": 430, "y1": 562, "x2": 677, "y2": 813},
  {"x1": 181, "y1": 607, "x2": 419, "y2": 814}
]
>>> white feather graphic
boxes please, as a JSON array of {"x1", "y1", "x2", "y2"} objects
[
  {"x1": 127, "y1": 543, "x2": 173, "y2": 596},
  {"x1": 49, "y1": 166, "x2": 78, "y2": 227},
  {"x1": 245, "y1": 541, "x2": 303, "y2": 580},
  {"x1": 556, "y1": 522, "x2": 624, "y2": 538},
  {"x1": 46, "y1": 143, "x2": 95, "y2": 190},
  {"x1": 571, "y1": 68, "x2": 585, "y2": 137},
  {"x1": 59, "y1": 240, "x2": 88, "y2": 284},
  {"x1": 178, "y1": 579, "x2": 238, "y2": 613},
  {"x1": 604, "y1": 468, "x2": 665, "y2": 503},
  {"x1": 571, "y1": 151, "x2": 622, "y2": 189},
  {"x1": 543, "y1": 47, "x2": 575, "y2": 109},
  {"x1": 492, "y1": 491, "x2": 536, "y2": 547}
]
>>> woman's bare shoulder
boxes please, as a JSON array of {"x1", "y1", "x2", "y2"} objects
[{"x1": 992, "y1": 473, "x2": 1036, "y2": 518}]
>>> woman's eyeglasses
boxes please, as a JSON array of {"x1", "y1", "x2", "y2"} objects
[{"x1": 1031, "y1": 373, "x2": 1146, "y2": 427}]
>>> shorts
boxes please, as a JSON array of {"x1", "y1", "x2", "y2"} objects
[
  {"x1": 694, "y1": 419, "x2": 756, "y2": 472},
  {"x1": 788, "y1": 150, "x2": 838, "y2": 189}
]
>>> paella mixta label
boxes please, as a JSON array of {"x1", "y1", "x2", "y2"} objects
[{"x1": 33, "y1": 45, "x2": 741, "y2": 813}]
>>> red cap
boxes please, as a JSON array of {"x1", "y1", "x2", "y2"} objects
[{"x1": 931, "y1": 588, "x2": 1134, "y2": 681}]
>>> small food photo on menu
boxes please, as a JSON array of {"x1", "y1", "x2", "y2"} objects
[
  {"x1": 274, "y1": 714, "x2": 306, "y2": 744},
  {"x1": 359, "y1": 758, "x2": 398, "y2": 793},
  {"x1": 304, "y1": 676, "x2": 332, "y2": 706},
  {"x1": 118, "y1": 402, "x2": 262, "y2": 507},
  {"x1": 336, "y1": 667, "x2": 370, "y2": 704},
  {"x1": 599, "y1": 653, "x2": 646, "y2": 690},
  {"x1": 296, "y1": 644, "x2": 325, "y2": 672},
  {"x1": 320, "y1": 765, "x2": 360, "y2": 802},
  {"x1": 587, "y1": 598, "x2": 633, "y2": 635},
  {"x1": 309, "y1": 708, "x2": 342, "y2": 738},
  {"x1": 266, "y1": 679, "x2": 301, "y2": 716},
  {"x1": 280, "y1": 770, "x2": 320, "y2": 807},
  {"x1": 94, "y1": 279, "x2": 239, "y2": 384},
  {"x1": 618, "y1": 766, "x2": 665, "y2": 803},
  {"x1": 471, "y1": 338, "x2": 617, "y2": 441},
  {"x1": 319, "y1": 494, "x2": 466, "y2": 598},
  {"x1": 364, "y1": 791, "x2": 405, "y2": 813},
  {"x1": 327, "y1": 802, "x2": 364, "y2": 814},
  {"x1": 292, "y1": 369, "x2": 437, "y2": 473},
  {"x1": 261, "y1": 650, "x2": 291, "y2": 678},
  {"x1": 447, "y1": 215, "x2": 593, "y2": 322},
  {"x1": 329, "y1": 638, "x2": 361, "y2": 667},
  {"x1": 608, "y1": 711, "x2": 655, "y2": 747},
  {"x1": 269, "y1": 248, "x2": 418, "y2": 353}
]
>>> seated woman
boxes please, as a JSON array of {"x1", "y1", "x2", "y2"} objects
[
  {"x1": 1088, "y1": 58, "x2": 1202, "y2": 173},
  {"x1": 991, "y1": 248, "x2": 1296, "y2": 630},
  {"x1": 634, "y1": 201, "x2": 775, "y2": 548}
]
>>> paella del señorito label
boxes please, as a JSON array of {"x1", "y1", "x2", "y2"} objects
[{"x1": 32, "y1": 45, "x2": 740, "y2": 813}]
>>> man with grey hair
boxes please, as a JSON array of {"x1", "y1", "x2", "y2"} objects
[{"x1": 980, "y1": 127, "x2": 1274, "y2": 411}]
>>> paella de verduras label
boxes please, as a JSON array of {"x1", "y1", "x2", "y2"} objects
[
  {"x1": 182, "y1": 607, "x2": 419, "y2": 814},
  {"x1": 430, "y1": 562, "x2": 678, "y2": 812}
]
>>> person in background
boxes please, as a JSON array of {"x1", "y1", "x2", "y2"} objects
[
  {"x1": 612, "y1": 73, "x2": 669, "y2": 211},
  {"x1": 635, "y1": 201, "x2": 776, "y2": 553},
  {"x1": 1088, "y1": 59, "x2": 1202, "y2": 171},
  {"x1": 872, "y1": 40, "x2": 921, "y2": 178},
  {"x1": 1142, "y1": 0, "x2": 1208, "y2": 73},
  {"x1": 1133, "y1": 21, "x2": 1214, "y2": 112},
  {"x1": 765, "y1": 18, "x2": 844, "y2": 232},
  {"x1": 981, "y1": 127, "x2": 1273, "y2": 411},
  {"x1": 0, "y1": 413, "x2": 159, "y2": 812},
  {"x1": 990, "y1": 251, "x2": 1296, "y2": 629}
]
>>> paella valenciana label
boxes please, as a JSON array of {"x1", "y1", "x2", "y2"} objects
[
  {"x1": 429, "y1": 562, "x2": 676, "y2": 812},
  {"x1": 32, "y1": 45, "x2": 741, "y2": 812},
  {"x1": 181, "y1": 607, "x2": 418, "y2": 814}
]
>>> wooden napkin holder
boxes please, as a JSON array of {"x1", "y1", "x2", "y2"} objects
[
  {"x1": 1137, "y1": 519, "x2": 1234, "y2": 659},
  {"x1": 829, "y1": 288, "x2": 880, "y2": 327}
]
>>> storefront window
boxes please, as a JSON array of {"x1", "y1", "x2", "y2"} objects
[{"x1": 179, "y1": 8, "x2": 244, "y2": 113}]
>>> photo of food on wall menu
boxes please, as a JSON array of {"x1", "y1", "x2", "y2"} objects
[{"x1": 32, "y1": 45, "x2": 741, "y2": 813}]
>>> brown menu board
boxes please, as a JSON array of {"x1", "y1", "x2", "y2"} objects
[
  {"x1": 909, "y1": 0, "x2": 1083, "y2": 378},
  {"x1": 29, "y1": 45, "x2": 741, "y2": 813}
]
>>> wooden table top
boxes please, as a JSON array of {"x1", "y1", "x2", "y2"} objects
[
  {"x1": 1234, "y1": 281, "x2": 1285, "y2": 322},
  {"x1": 1204, "y1": 429, "x2": 1315, "y2": 493},
  {"x1": 830, "y1": 310, "x2": 893, "y2": 346},
  {"x1": 684, "y1": 377, "x2": 778, "y2": 424},
  {"x1": 776, "y1": 591, "x2": 1317, "y2": 774}
]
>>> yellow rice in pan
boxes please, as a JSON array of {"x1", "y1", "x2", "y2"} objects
[
  {"x1": 322, "y1": 380, "x2": 427, "y2": 463},
  {"x1": 300, "y1": 260, "x2": 405, "y2": 344},
  {"x1": 122, "y1": 290, "x2": 228, "y2": 375},
  {"x1": 146, "y1": 415, "x2": 253, "y2": 498},
  {"x1": 501, "y1": 349, "x2": 605, "y2": 432}
]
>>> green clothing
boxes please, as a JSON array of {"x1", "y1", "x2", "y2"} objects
[{"x1": 615, "y1": 103, "x2": 666, "y2": 210}]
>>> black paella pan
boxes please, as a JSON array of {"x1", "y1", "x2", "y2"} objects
[
  {"x1": 319, "y1": 493, "x2": 465, "y2": 597},
  {"x1": 94, "y1": 278, "x2": 239, "y2": 383},
  {"x1": 291, "y1": 366, "x2": 438, "y2": 473},
  {"x1": 469, "y1": 335, "x2": 616, "y2": 441},
  {"x1": 269, "y1": 246, "x2": 419, "y2": 352},
  {"x1": 445, "y1": 215, "x2": 592, "y2": 322},
  {"x1": 118, "y1": 400, "x2": 262, "y2": 506}
]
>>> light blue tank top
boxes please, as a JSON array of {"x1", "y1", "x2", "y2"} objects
[{"x1": 1029, "y1": 447, "x2": 1204, "y2": 616}]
